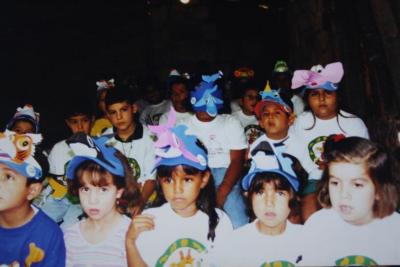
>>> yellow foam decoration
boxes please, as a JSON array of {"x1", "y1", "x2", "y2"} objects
[
  {"x1": 25, "y1": 243, "x2": 44, "y2": 267},
  {"x1": 48, "y1": 178, "x2": 68, "y2": 199}
]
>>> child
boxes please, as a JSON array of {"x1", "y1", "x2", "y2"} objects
[
  {"x1": 303, "y1": 136, "x2": 400, "y2": 265},
  {"x1": 91, "y1": 78, "x2": 115, "y2": 137},
  {"x1": 231, "y1": 80, "x2": 263, "y2": 147},
  {"x1": 182, "y1": 71, "x2": 249, "y2": 228},
  {"x1": 63, "y1": 132, "x2": 142, "y2": 266},
  {"x1": 139, "y1": 78, "x2": 171, "y2": 126},
  {"x1": 6, "y1": 104, "x2": 40, "y2": 134},
  {"x1": 104, "y1": 87, "x2": 156, "y2": 207},
  {"x1": 40, "y1": 101, "x2": 95, "y2": 228},
  {"x1": 290, "y1": 61, "x2": 369, "y2": 221},
  {"x1": 212, "y1": 140, "x2": 304, "y2": 266},
  {"x1": 125, "y1": 110, "x2": 233, "y2": 267},
  {"x1": 0, "y1": 130, "x2": 65, "y2": 266},
  {"x1": 159, "y1": 69, "x2": 192, "y2": 126}
]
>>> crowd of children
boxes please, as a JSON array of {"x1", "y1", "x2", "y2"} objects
[{"x1": 0, "y1": 60, "x2": 399, "y2": 266}]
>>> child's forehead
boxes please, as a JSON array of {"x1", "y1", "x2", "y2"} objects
[
  {"x1": 68, "y1": 114, "x2": 91, "y2": 120},
  {"x1": 261, "y1": 101, "x2": 286, "y2": 112}
]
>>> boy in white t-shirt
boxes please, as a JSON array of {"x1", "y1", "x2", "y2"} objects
[
  {"x1": 103, "y1": 86, "x2": 156, "y2": 209},
  {"x1": 182, "y1": 71, "x2": 248, "y2": 228},
  {"x1": 40, "y1": 101, "x2": 95, "y2": 229}
]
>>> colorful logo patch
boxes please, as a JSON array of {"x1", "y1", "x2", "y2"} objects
[
  {"x1": 260, "y1": 260, "x2": 295, "y2": 267},
  {"x1": 127, "y1": 157, "x2": 141, "y2": 180},
  {"x1": 335, "y1": 255, "x2": 378, "y2": 266},
  {"x1": 308, "y1": 136, "x2": 328, "y2": 165},
  {"x1": 156, "y1": 238, "x2": 207, "y2": 267}
]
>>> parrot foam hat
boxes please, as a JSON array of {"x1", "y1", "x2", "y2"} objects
[
  {"x1": 6, "y1": 104, "x2": 40, "y2": 133},
  {"x1": 291, "y1": 62, "x2": 344, "y2": 91},
  {"x1": 242, "y1": 140, "x2": 299, "y2": 192},
  {"x1": 234, "y1": 67, "x2": 255, "y2": 79},
  {"x1": 272, "y1": 60, "x2": 291, "y2": 74},
  {"x1": 149, "y1": 107, "x2": 208, "y2": 171},
  {"x1": 66, "y1": 132, "x2": 125, "y2": 179},
  {"x1": 190, "y1": 71, "x2": 224, "y2": 117},
  {"x1": 0, "y1": 130, "x2": 43, "y2": 179},
  {"x1": 254, "y1": 81, "x2": 293, "y2": 117},
  {"x1": 96, "y1": 78, "x2": 115, "y2": 92}
]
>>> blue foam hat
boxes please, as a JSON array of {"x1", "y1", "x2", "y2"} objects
[
  {"x1": 190, "y1": 71, "x2": 224, "y2": 117},
  {"x1": 149, "y1": 108, "x2": 208, "y2": 171},
  {"x1": 66, "y1": 133, "x2": 125, "y2": 179},
  {"x1": 242, "y1": 140, "x2": 299, "y2": 192},
  {"x1": 0, "y1": 130, "x2": 43, "y2": 179}
]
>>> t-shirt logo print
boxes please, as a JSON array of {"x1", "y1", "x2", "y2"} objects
[{"x1": 308, "y1": 136, "x2": 328, "y2": 168}]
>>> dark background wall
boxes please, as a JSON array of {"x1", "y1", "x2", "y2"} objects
[{"x1": 1, "y1": 0, "x2": 399, "y2": 149}]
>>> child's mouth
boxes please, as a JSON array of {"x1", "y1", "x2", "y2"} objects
[
  {"x1": 264, "y1": 211, "x2": 276, "y2": 218},
  {"x1": 88, "y1": 208, "x2": 100, "y2": 216},
  {"x1": 339, "y1": 205, "x2": 352, "y2": 215}
]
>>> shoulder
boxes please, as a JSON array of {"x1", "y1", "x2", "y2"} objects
[
  {"x1": 305, "y1": 208, "x2": 336, "y2": 227},
  {"x1": 49, "y1": 140, "x2": 69, "y2": 154},
  {"x1": 35, "y1": 210, "x2": 64, "y2": 237}
]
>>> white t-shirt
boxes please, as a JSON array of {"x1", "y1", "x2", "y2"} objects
[
  {"x1": 64, "y1": 215, "x2": 131, "y2": 267},
  {"x1": 104, "y1": 123, "x2": 156, "y2": 184},
  {"x1": 212, "y1": 220, "x2": 304, "y2": 267},
  {"x1": 136, "y1": 203, "x2": 233, "y2": 267},
  {"x1": 48, "y1": 140, "x2": 74, "y2": 177},
  {"x1": 302, "y1": 208, "x2": 400, "y2": 266},
  {"x1": 139, "y1": 99, "x2": 171, "y2": 126},
  {"x1": 159, "y1": 106, "x2": 192, "y2": 126},
  {"x1": 232, "y1": 110, "x2": 263, "y2": 146},
  {"x1": 289, "y1": 110, "x2": 370, "y2": 180},
  {"x1": 182, "y1": 114, "x2": 247, "y2": 168}
]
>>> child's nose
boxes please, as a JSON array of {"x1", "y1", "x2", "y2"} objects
[
  {"x1": 89, "y1": 190, "x2": 99, "y2": 204},
  {"x1": 265, "y1": 191, "x2": 275, "y2": 206},
  {"x1": 173, "y1": 181, "x2": 184, "y2": 194},
  {"x1": 340, "y1": 185, "x2": 351, "y2": 200}
]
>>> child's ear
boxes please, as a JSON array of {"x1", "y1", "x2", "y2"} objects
[
  {"x1": 27, "y1": 183, "x2": 43, "y2": 201},
  {"x1": 288, "y1": 112, "x2": 296, "y2": 126},
  {"x1": 200, "y1": 171, "x2": 211, "y2": 189},
  {"x1": 243, "y1": 191, "x2": 248, "y2": 198},
  {"x1": 116, "y1": 188, "x2": 125, "y2": 199},
  {"x1": 131, "y1": 104, "x2": 139, "y2": 114}
]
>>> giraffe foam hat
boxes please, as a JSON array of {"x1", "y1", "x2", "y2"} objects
[
  {"x1": 242, "y1": 140, "x2": 299, "y2": 192},
  {"x1": 149, "y1": 107, "x2": 208, "y2": 171},
  {"x1": 6, "y1": 104, "x2": 40, "y2": 133},
  {"x1": 190, "y1": 71, "x2": 224, "y2": 117},
  {"x1": 66, "y1": 132, "x2": 125, "y2": 179},
  {"x1": 0, "y1": 130, "x2": 43, "y2": 179},
  {"x1": 291, "y1": 62, "x2": 344, "y2": 91}
]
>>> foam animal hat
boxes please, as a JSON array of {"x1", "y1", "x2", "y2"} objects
[
  {"x1": 66, "y1": 132, "x2": 125, "y2": 179},
  {"x1": 291, "y1": 62, "x2": 344, "y2": 91},
  {"x1": 254, "y1": 81, "x2": 293, "y2": 117},
  {"x1": 149, "y1": 107, "x2": 208, "y2": 170},
  {"x1": 273, "y1": 60, "x2": 290, "y2": 73},
  {"x1": 190, "y1": 71, "x2": 224, "y2": 117},
  {"x1": 242, "y1": 140, "x2": 299, "y2": 191},
  {"x1": 234, "y1": 67, "x2": 255, "y2": 79},
  {"x1": 96, "y1": 78, "x2": 115, "y2": 91},
  {"x1": 6, "y1": 104, "x2": 40, "y2": 133},
  {"x1": 0, "y1": 130, "x2": 43, "y2": 179}
]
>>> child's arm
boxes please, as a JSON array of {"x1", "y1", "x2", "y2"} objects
[
  {"x1": 216, "y1": 149, "x2": 245, "y2": 207},
  {"x1": 140, "y1": 180, "x2": 156, "y2": 205},
  {"x1": 125, "y1": 214, "x2": 155, "y2": 267}
]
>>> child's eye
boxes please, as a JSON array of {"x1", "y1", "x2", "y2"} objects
[
  {"x1": 184, "y1": 177, "x2": 193, "y2": 183},
  {"x1": 329, "y1": 180, "x2": 339, "y2": 186},
  {"x1": 310, "y1": 91, "x2": 319, "y2": 97},
  {"x1": 354, "y1": 182, "x2": 364, "y2": 188},
  {"x1": 5, "y1": 174, "x2": 15, "y2": 180},
  {"x1": 100, "y1": 187, "x2": 108, "y2": 192},
  {"x1": 161, "y1": 177, "x2": 172, "y2": 184},
  {"x1": 276, "y1": 191, "x2": 286, "y2": 197},
  {"x1": 80, "y1": 186, "x2": 90, "y2": 192},
  {"x1": 255, "y1": 189, "x2": 264, "y2": 195}
]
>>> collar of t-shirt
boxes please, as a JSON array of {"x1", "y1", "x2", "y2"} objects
[{"x1": 113, "y1": 122, "x2": 144, "y2": 143}]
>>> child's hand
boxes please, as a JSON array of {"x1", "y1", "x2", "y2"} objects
[{"x1": 126, "y1": 214, "x2": 155, "y2": 243}]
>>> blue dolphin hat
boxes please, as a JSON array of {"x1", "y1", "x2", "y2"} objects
[
  {"x1": 66, "y1": 133, "x2": 125, "y2": 179},
  {"x1": 242, "y1": 140, "x2": 299, "y2": 192},
  {"x1": 190, "y1": 71, "x2": 224, "y2": 117}
]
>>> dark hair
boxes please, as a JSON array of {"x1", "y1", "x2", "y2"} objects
[
  {"x1": 237, "y1": 80, "x2": 262, "y2": 98},
  {"x1": 68, "y1": 150, "x2": 142, "y2": 216},
  {"x1": 63, "y1": 98, "x2": 95, "y2": 120},
  {"x1": 153, "y1": 164, "x2": 219, "y2": 242},
  {"x1": 105, "y1": 87, "x2": 135, "y2": 108},
  {"x1": 317, "y1": 137, "x2": 399, "y2": 218},
  {"x1": 303, "y1": 89, "x2": 357, "y2": 132},
  {"x1": 245, "y1": 172, "x2": 300, "y2": 221}
]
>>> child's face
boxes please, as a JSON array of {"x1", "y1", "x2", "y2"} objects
[
  {"x1": 106, "y1": 101, "x2": 136, "y2": 133},
  {"x1": 240, "y1": 89, "x2": 259, "y2": 115},
  {"x1": 66, "y1": 114, "x2": 93, "y2": 135},
  {"x1": 12, "y1": 120, "x2": 35, "y2": 134},
  {"x1": 307, "y1": 89, "x2": 337, "y2": 120},
  {"x1": 258, "y1": 102, "x2": 294, "y2": 140},
  {"x1": 195, "y1": 111, "x2": 215, "y2": 122},
  {"x1": 159, "y1": 165, "x2": 209, "y2": 217},
  {"x1": 252, "y1": 182, "x2": 291, "y2": 235},
  {"x1": 78, "y1": 172, "x2": 123, "y2": 221},
  {"x1": 171, "y1": 83, "x2": 188, "y2": 108},
  {"x1": 0, "y1": 163, "x2": 40, "y2": 214},
  {"x1": 328, "y1": 162, "x2": 376, "y2": 225}
]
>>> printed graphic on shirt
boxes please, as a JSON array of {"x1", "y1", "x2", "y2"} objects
[
  {"x1": 26, "y1": 242, "x2": 45, "y2": 267},
  {"x1": 335, "y1": 255, "x2": 377, "y2": 266},
  {"x1": 207, "y1": 134, "x2": 223, "y2": 157},
  {"x1": 155, "y1": 238, "x2": 206, "y2": 267},
  {"x1": 244, "y1": 124, "x2": 263, "y2": 145},
  {"x1": 260, "y1": 260, "x2": 295, "y2": 267},
  {"x1": 127, "y1": 157, "x2": 141, "y2": 180},
  {"x1": 307, "y1": 136, "x2": 328, "y2": 167}
]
